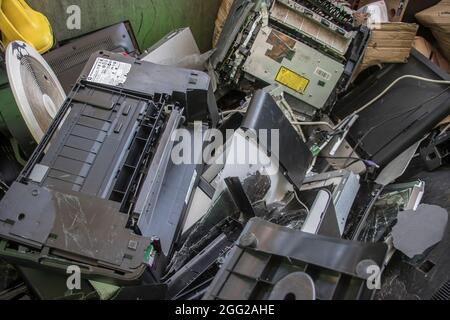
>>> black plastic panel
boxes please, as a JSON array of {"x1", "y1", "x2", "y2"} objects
[
  {"x1": 204, "y1": 218, "x2": 388, "y2": 300},
  {"x1": 242, "y1": 90, "x2": 313, "y2": 189},
  {"x1": 44, "y1": 22, "x2": 139, "y2": 93},
  {"x1": 333, "y1": 49, "x2": 450, "y2": 168}
]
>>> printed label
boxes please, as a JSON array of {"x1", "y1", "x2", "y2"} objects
[
  {"x1": 314, "y1": 67, "x2": 332, "y2": 81},
  {"x1": 275, "y1": 66, "x2": 310, "y2": 94},
  {"x1": 87, "y1": 58, "x2": 131, "y2": 86}
]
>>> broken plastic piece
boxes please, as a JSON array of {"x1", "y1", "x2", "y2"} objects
[{"x1": 392, "y1": 204, "x2": 449, "y2": 258}]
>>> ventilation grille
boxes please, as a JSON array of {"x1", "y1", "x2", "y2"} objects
[
  {"x1": 432, "y1": 280, "x2": 450, "y2": 300},
  {"x1": 48, "y1": 38, "x2": 115, "y2": 75}
]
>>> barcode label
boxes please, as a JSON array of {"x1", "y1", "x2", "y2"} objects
[
  {"x1": 87, "y1": 58, "x2": 131, "y2": 86},
  {"x1": 314, "y1": 67, "x2": 332, "y2": 81}
]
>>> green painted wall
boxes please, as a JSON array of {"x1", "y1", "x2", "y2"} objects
[{"x1": 27, "y1": 0, "x2": 222, "y2": 52}]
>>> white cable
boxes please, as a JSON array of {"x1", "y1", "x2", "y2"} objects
[
  {"x1": 293, "y1": 191, "x2": 310, "y2": 216},
  {"x1": 439, "y1": 123, "x2": 450, "y2": 137},
  {"x1": 0, "y1": 180, "x2": 8, "y2": 193},
  {"x1": 291, "y1": 121, "x2": 335, "y2": 130},
  {"x1": 277, "y1": 94, "x2": 307, "y2": 142},
  {"x1": 351, "y1": 75, "x2": 450, "y2": 117},
  {"x1": 220, "y1": 109, "x2": 247, "y2": 116}
]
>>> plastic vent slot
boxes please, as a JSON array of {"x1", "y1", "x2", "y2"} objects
[{"x1": 432, "y1": 280, "x2": 450, "y2": 301}]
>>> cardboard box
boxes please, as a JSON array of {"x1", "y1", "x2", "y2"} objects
[
  {"x1": 355, "y1": 22, "x2": 418, "y2": 76},
  {"x1": 413, "y1": 36, "x2": 450, "y2": 73},
  {"x1": 416, "y1": 0, "x2": 450, "y2": 61}
]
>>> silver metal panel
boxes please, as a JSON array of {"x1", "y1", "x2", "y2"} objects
[
  {"x1": 242, "y1": 26, "x2": 344, "y2": 109},
  {"x1": 301, "y1": 170, "x2": 360, "y2": 235},
  {"x1": 271, "y1": 0, "x2": 353, "y2": 55},
  {"x1": 333, "y1": 172, "x2": 360, "y2": 234},
  {"x1": 140, "y1": 28, "x2": 200, "y2": 65},
  {"x1": 302, "y1": 190, "x2": 331, "y2": 234}
]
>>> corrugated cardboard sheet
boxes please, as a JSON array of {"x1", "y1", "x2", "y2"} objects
[
  {"x1": 356, "y1": 22, "x2": 418, "y2": 76},
  {"x1": 213, "y1": 0, "x2": 235, "y2": 47},
  {"x1": 416, "y1": 0, "x2": 450, "y2": 61}
]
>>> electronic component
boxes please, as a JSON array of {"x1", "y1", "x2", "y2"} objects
[{"x1": 212, "y1": 0, "x2": 370, "y2": 115}]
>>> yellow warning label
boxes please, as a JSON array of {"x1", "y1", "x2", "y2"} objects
[{"x1": 275, "y1": 66, "x2": 310, "y2": 94}]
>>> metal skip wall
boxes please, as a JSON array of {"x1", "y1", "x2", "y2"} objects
[{"x1": 27, "y1": 0, "x2": 222, "y2": 52}]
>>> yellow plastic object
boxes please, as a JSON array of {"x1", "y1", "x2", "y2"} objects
[{"x1": 0, "y1": 0, "x2": 53, "y2": 53}]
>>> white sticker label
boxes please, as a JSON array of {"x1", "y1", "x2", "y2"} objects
[
  {"x1": 87, "y1": 58, "x2": 131, "y2": 86},
  {"x1": 314, "y1": 67, "x2": 332, "y2": 81}
]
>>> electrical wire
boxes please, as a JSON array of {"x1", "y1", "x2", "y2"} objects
[
  {"x1": 219, "y1": 109, "x2": 336, "y2": 130},
  {"x1": 349, "y1": 75, "x2": 450, "y2": 117},
  {"x1": 220, "y1": 76, "x2": 450, "y2": 165},
  {"x1": 278, "y1": 95, "x2": 307, "y2": 142},
  {"x1": 293, "y1": 191, "x2": 310, "y2": 216},
  {"x1": 222, "y1": 75, "x2": 450, "y2": 134},
  {"x1": 318, "y1": 155, "x2": 362, "y2": 162},
  {"x1": 342, "y1": 86, "x2": 450, "y2": 168},
  {"x1": 291, "y1": 121, "x2": 335, "y2": 130},
  {"x1": 0, "y1": 179, "x2": 8, "y2": 194},
  {"x1": 357, "y1": 87, "x2": 449, "y2": 145},
  {"x1": 219, "y1": 106, "x2": 249, "y2": 124},
  {"x1": 220, "y1": 109, "x2": 248, "y2": 116},
  {"x1": 343, "y1": 159, "x2": 362, "y2": 169},
  {"x1": 290, "y1": 77, "x2": 450, "y2": 157},
  {"x1": 439, "y1": 122, "x2": 450, "y2": 137}
]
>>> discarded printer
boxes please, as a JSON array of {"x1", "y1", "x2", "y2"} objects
[
  {"x1": 211, "y1": 0, "x2": 370, "y2": 117},
  {"x1": 0, "y1": 44, "x2": 218, "y2": 285}
]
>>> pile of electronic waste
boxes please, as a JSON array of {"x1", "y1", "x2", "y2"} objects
[{"x1": 0, "y1": 0, "x2": 449, "y2": 301}]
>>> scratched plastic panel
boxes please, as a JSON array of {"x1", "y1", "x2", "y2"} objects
[{"x1": 39, "y1": 86, "x2": 148, "y2": 199}]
